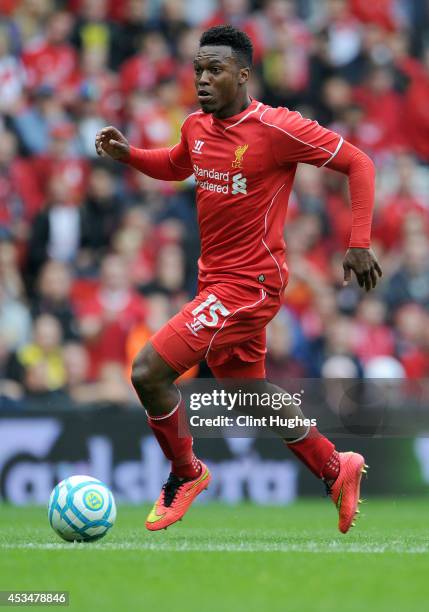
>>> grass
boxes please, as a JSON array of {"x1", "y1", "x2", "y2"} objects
[{"x1": 0, "y1": 499, "x2": 428, "y2": 611}]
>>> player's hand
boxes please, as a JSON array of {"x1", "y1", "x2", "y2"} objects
[
  {"x1": 95, "y1": 126, "x2": 130, "y2": 161},
  {"x1": 342, "y1": 247, "x2": 382, "y2": 292}
]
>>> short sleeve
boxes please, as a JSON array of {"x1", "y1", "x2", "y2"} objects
[{"x1": 260, "y1": 107, "x2": 344, "y2": 168}]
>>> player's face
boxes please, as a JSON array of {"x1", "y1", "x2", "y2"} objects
[{"x1": 194, "y1": 45, "x2": 249, "y2": 118}]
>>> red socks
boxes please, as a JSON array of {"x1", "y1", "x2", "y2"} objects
[
  {"x1": 147, "y1": 400, "x2": 201, "y2": 480},
  {"x1": 287, "y1": 426, "x2": 340, "y2": 482},
  {"x1": 149, "y1": 402, "x2": 338, "y2": 484}
]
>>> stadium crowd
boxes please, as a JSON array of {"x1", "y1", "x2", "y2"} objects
[{"x1": 1, "y1": 0, "x2": 429, "y2": 409}]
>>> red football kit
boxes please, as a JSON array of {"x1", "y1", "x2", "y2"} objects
[{"x1": 126, "y1": 98, "x2": 375, "y2": 376}]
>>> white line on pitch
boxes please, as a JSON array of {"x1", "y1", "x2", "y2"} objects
[{"x1": 1, "y1": 542, "x2": 428, "y2": 554}]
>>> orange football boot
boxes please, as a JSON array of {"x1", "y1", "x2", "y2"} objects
[
  {"x1": 145, "y1": 462, "x2": 211, "y2": 531},
  {"x1": 328, "y1": 451, "x2": 368, "y2": 534}
]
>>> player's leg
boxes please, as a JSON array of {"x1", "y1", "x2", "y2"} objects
[
  {"x1": 132, "y1": 280, "x2": 265, "y2": 530},
  {"x1": 131, "y1": 339, "x2": 200, "y2": 477},
  {"x1": 210, "y1": 351, "x2": 366, "y2": 533},
  {"x1": 210, "y1": 353, "x2": 336, "y2": 470},
  {"x1": 210, "y1": 350, "x2": 337, "y2": 473},
  {"x1": 131, "y1": 334, "x2": 210, "y2": 531},
  {"x1": 132, "y1": 281, "x2": 275, "y2": 530}
]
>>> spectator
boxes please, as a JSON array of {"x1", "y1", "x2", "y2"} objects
[
  {"x1": 71, "y1": 0, "x2": 121, "y2": 70},
  {"x1": 352, "y1": 66, "x2": 406, "y2": 157},
  {"x1": 96, "y1": 361, "x2": 134, "y2": 406},
  {"x1": 80, "y1": 160, "x2": 123, "y2": 262},
  {"x1": 13, "y1": 0, "x2": 55, "y2": 48},
  {"x1": 0, "y1": 284, "x2": 32, "y2": 351},
  {"x1": 27, "y1": 174, "x2": 83, "y2": 279},
  {"x1": 7, "y1": 314, "x2": 66, "y2": 392},
  {"x1": 310, "y1": 315, "x2": 363, "y2": 377},
  {"x1": 140, "y1": 242, "x2": 188, "y2": 309},
  {"x1": 0, "y1": 332, "x2": 24, "y2": 409},
  {"x1": 112, "y1": 206, "x2": 156, "y2": 286},
  {"x1": 384, "y1": 234, "x2": 429, "y2": 312},
  {"x1": 63, "y1": 341, "x2": 133, "y2": 406},
  {"x1": 317, "y1": 0, "x2": 364, "y2": 79},
  {"x1": 32, "y1": 260, "x2": 79, "y2": 340},
  {"x1": 112, "y1": 226, "x2": 155, "y2": 287},
  {"x1": 76, "y1": 253, "x2": 147, "y2": 377},
  {"x1": 259, "y1": 1, "x2": 312, "y2": 107},
  {"x1": 0, "y1": 238, "x2": 26, "y2": 300},
  {"x1": 403, "y1": 47, "x2": 429, "y2": 162},
  {"x1": 120, "y1": 31, "x2": 176, "y2": 95},
  {"x1": 123, "y1": 77, "x2": 187, "y2": 151},
  {"x1": 0, "y1": 129, "x2": 43, "y2": 235},
  {"x1": 22, "y1": 11, "x2": 77, "y2": 93},
  {"x1": 394, "y1": 304, "x2": 429, "y2": 378},
  {"x1": 33, "y1": 121, "x2": 89, "y2": 204},
  {"x1": 266, "y1": 308, "x2": 308, "y2": 381},
  {"x1": 116, "y1": 0, "x2": 153, "y2": 63},
  {"x1": 157, "y1": 0, "x2": 189, "y2": 54},
  {"x1": 12, "y1": 84, "x2": 70, "y2": 155},
  {"x1": 73, "y1": 46, "x2": 122, "y2": 154},
  {"x1": 352, "y1": 296, "x2": 395, "y2": 364},
  {"x1": 175, "y1": 27, "x2": 201, "y2": 108},
  {"x1": 63, "y1": 341, "x2": 91, "y2": 396},
  {"x1": 0, "y1": 24, "x2": 26, "y2": 115},
  {"x1": 374, "y1": 153, "x2": 429, "y2": 250}
]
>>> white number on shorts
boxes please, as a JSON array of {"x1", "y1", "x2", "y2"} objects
[{"x1": 191, "y1": 294, "x2": 230, "y2": 328}]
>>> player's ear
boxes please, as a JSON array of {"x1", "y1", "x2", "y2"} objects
[{"x1": 238, "y1": 67, "x2": 250, "y2": 85}]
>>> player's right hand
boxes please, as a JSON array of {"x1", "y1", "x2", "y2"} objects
[{"x1": 95, "y1": 126, "x2": 130, "y2": 161}]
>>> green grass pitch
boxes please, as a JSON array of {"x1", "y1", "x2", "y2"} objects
[{"x1": 1, "y1": 499, "x2": 428, "y2": 611}]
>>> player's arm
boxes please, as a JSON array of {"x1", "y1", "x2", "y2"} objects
[
  {"x1": 262, "y1": 108, "x2": 382, "y2": 291},
  {"x1": 95, "y1": 126, "x2": 193, "y2": 181},
  {"x1": 325, "y1": 141, "x2": 382, "y2": 292}
]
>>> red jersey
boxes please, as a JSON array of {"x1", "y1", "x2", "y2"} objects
[
  {"x1": 166, "y1": 99, "x2": 343, "y2": 295},
  {"x1": 128, "y1": 98, "x2": 373, "y2": 296}
]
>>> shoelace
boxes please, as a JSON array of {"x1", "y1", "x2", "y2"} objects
[{"x1": 162, "y1": 473, "x2": 185, "y2": 507}]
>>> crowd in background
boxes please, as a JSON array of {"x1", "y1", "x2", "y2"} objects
[{"x1": 1, "y1": 0, "x2": 429, "y2": 409}]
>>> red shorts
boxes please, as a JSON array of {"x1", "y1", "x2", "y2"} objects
[{"x1": 150, "y1": 281, "x2": 281, "y2": 375}]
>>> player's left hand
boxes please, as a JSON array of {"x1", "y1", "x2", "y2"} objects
[{"x1": 342, "y1": 247, "x2": 382, "y2": 292}]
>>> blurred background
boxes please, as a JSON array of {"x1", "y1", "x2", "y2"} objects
[{"x1": 1, "y1": 0, "x2": 429, "y2": 504}]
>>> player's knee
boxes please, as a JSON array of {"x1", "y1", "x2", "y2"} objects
[
  {"x1": 131, "y1": 351, "x2": 156, "y2": 393},
  {"x1": 131, "y1": 343, "x2": 174, "y2": 395}
]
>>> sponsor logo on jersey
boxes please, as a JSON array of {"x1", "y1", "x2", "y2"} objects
[
  {"x1": 192, "y1": 164, "x2": 247, "y2": 196},
  {"x1": 192, "y1": 139, "x2": 205, "y2": 154},
  {"x1": 231, "y1": 173, "x2": 247, "y2": 195},
  {"x1": 193, "y1": 164, "x2": 229, "y2": 182},
  {"x1": 232, "y1": 144, "x2": 249, "y2": 169}
]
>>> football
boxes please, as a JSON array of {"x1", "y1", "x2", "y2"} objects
[{"x1": 48, "y1": 475, "x2": 117, "y2": 542}]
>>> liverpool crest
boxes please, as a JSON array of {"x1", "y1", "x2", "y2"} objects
[{"x1": 232, "y1": 144, "x2": 249, "y2": 169}]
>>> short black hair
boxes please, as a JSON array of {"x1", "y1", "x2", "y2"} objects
[{"x1": 199, "y1": 25, "x2": 253, "y2": 68}]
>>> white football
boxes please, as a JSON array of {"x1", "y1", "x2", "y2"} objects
[{"x1": 48, "y1": 475, "x2": 117, "y2": 542}]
